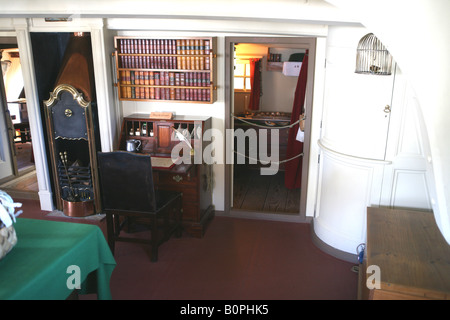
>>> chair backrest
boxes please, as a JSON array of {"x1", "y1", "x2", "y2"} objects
[{"x1": 97, "y1": 151, "x2": 156, "y2": 213}]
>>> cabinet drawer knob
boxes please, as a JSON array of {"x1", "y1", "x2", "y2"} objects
[{"x1": 173, "y1": 175, "x2": 183, "y2": 182}]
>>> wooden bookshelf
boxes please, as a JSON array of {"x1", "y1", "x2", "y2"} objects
[{"x1": 113, "y1": 37, "x2": 217, "y2": 103}]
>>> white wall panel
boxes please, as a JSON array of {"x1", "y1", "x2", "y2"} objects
[
  {"x1": 321, "y1": 26, "x2": 394, "y2": 161},
  {"x1": 314, "y1": 147, "x2": 385, "y2": 255},
  {"x1": 380, "y1": 71, "x2": 432, "y2": 210},
  {"x1": 391, "y1": 171, "x2": 431, "y2": 210}
]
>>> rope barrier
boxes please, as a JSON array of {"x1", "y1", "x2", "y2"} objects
[
  {"x1": 231, "y1": 113, "x2": 305, "y2": 164},
  {"x1": 234, "y1": 150, "x2": 304, "y2": 164},
  {"x1": 231, "y1": 113, "x2": 299, "y2": 129}
]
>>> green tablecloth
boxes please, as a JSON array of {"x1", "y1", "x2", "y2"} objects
[{"x1": 0, "y1": 218, "x2": 116, "y2": 300}]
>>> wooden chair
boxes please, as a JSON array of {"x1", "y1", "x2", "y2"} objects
[{"x1": 97, "y1": 151, "x2": 182, "y2": 262}]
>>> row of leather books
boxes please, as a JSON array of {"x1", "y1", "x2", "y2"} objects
[
  {"x1": 121, "y1": 87, "x2": 211, "y2": 102},
  {"x1": 119, "y1": 70, "x2": 211, "y2": 87},
  {"x1": 117, "y1": 38, "x2": 211, "y2": 71},
  {"x1": 119, "y1": 55, "x2": 211, "y2": 71},
  {"x1": 119, "y1": 70, "x2": 211, "y2": 101},
  {"x1": 118, "y1": 38, "x2": 211, "y2": 55}
]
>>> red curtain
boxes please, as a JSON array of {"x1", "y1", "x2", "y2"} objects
[
  {"x1": 248, "y1": 58, "x2": 261, "y2": 110},
  {"x1": 285, "y1": 51, "x2": 308, "y2": 189}
]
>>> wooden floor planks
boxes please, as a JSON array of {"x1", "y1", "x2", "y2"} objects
[{"x1": 233, "y1": 166, "x2": 300, "y2": 214}]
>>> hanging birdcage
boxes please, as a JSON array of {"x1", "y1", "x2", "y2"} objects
[{"x1": 355, "y1": 33, "x2": 393, "y2": 75}]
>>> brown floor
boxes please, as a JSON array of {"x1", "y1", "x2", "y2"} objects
[
  {"x1": 15, "y1": 142, "x2": 35, "y2": 173},
  {"x1": 0, "y1": 142, "x2": 38, "y2": 200},
  {"x1": 15, "y1": 198, "x2": 358, "y2": 300},
  {"x1": 233, "y1": 167, "x2": 300, "y2": 214}
]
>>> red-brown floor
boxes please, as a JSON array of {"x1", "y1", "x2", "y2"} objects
[{"x1": 15, "y1": 198, "x2": 358, "y2": 300}]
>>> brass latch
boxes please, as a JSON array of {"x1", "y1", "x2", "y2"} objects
[{"x1": 173, "y1": 175, "x2": 183, "y2": 183}]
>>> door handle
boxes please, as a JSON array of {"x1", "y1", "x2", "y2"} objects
[{"x1": 383, "y1": 105, "x2": 391, "y2": 114}]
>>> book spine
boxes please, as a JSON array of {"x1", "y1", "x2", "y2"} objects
[
  {"x1": 165, "y1": 71, "x2": 169, "y2": 86},
  {"x1": 194, "y1": 39, "x2": 199, "y2": 55},
  {"x1": 131, "y1": 71, "x2": 136, "y2": 99},
  {"x1": 140, "y1": 71, "x2": 145, "y2": 99},
  {"x1": 199, "y1": 39, "x2": 204, "y2": 55},
  {"x1": 144, "y1": 71, "x2": 150, "y2": 99},
  {"x1": 149, "y1": 71, "x2": 155, "y2": 99},
  {"x1": 126, "y1": 70, "x2": 132, "y2": 99},
  {"x1": 180, "y1": 72, "x2": 185, "y2": 86},
  {"x1": 119, "y1": 70, "x2": 126, "y2": 98},
  {"x1": 204, "y1": 40, "x2": 210, "y2": 54}
]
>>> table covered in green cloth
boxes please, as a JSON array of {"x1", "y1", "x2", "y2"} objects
[{"x1": 0, "y1": 218, "x2": 116, "y2": 300}]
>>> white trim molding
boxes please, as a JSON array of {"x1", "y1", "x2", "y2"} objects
[{"x1": 13, "y1": 18, "x2": 54, "y2": 210}]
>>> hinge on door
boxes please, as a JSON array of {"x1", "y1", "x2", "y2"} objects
[{"x1": 318, "y1": 154, "x2": 321, "y2": 164}]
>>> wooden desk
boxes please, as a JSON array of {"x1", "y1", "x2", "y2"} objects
[
  {"x1": 152, "y1": 161, "x2": 214, "y2": 238},
  {"x1": 359, "y1": 207, "x2": 450, "y2": 300},
  {"x1": 119, "y1": 114, "x2": 214, "y2": 238},
  {"x1": 0, "y1": 218, "x2": 116, "y2": 300}
]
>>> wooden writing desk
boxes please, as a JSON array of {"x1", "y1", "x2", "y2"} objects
[
  {"x1": 359, "y1": 207, "x2": 450, "y2": 300},
  {"x1": 151, "y1": 160, "x2": 214, "y2": 237},
  {"x1": 119, "y1": 114, "x2": 214, "y2": 237}
]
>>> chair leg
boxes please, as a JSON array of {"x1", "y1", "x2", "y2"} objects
[
  {"x1": 175, "y1": 206, "x2": 183, "y2": 238},
  {"x1": 150, "y1": 215, "x2": 158, "y2": 262},
  {"x1": 106, "y1": 213, "x2": 115, "y2": 255}
]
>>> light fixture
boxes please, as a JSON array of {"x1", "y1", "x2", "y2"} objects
[{"x1": 355, "y1": 33, "x2": 393, "y2": 75}]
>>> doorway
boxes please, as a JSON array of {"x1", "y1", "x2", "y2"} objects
[
  {"x1": 0, "y1": 36, "x2": 37, "y2": 199},
  {"x1": 225, "y1": 36, "x2": 316, "y2": 222}
]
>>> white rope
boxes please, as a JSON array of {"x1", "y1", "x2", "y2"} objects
[
  {"x1": 234, "y1": 150, "x2": 303, "y2": 164},
  {"x1": 231, "y1": 113, "x2": 299, "y2": 129}
]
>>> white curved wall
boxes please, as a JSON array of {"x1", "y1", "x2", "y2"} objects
[
  {"x1": 314, "y1": 25, "x2": 393, "y2": 256},
  {"x1": 326, "y1": 0, "x2": 450, "y2": 254},
  {"x1": 314, "y1": 25, "x2": 434, "y2": 258}
]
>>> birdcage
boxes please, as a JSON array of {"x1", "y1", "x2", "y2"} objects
[{"x1": 355, "y1": 33, "x2": 393, "y2": 75}]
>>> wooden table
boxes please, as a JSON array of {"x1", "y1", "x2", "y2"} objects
[
  {"x1": 0, "y1": 218, "x2": 116, "y2": 300},
  {"x1": 359, "y1": 207, "x2": 450, "y2": 300}
]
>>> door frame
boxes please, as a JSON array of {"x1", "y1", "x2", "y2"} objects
[
  {"x1": 0, "y1": 49, "x2": 18, "y2": 183},
  {"x1": 224, "y1": 36, "x2": 317, "y2": 222}
]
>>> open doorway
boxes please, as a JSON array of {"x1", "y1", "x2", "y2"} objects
[
  {"x1": 0, "y1": 36, "x2": 37, "y2": 198},
  {"x1": 225, "y1": 36, "x2": 316, "y2": 222}
]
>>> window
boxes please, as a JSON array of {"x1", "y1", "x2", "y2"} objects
[{"x1": 234, "y1": 59, "x2": 251, "y2": 91}]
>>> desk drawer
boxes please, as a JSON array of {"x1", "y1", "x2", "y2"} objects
[
  {"x1": 158, "y1": 171, "x2": 197, "y2": 187},
  {"x1": 158, "y1": 184, "x2": 199, "y2": 201}
]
